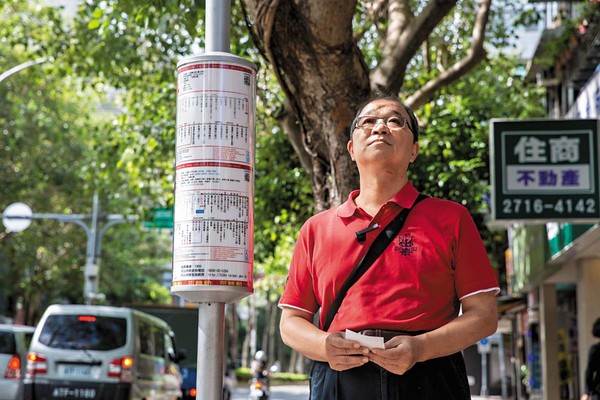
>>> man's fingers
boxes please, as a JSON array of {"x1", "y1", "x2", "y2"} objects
[
  {"x1": 367, "y1": 350, "x2": 388, "y2": 364},
  {"x1": 339, "y1": 355, "x2": 368, "y2": 365},
  {"x1": 327, "y1": 333, "x2": 369, "y2": 352},
  {"x1": 370, "y1": 347, "x2": 397, "y2": 358},
  {"x1": 330, "y1": 355, "x2": 368, "y2": 371},
  {"x1": 330, "y1": 342, "x2": 368, "y2": 358}
]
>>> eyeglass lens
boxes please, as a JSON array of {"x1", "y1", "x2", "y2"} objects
[{"x1": 357, "y1": 116, "x2": 406, "y2": 129}]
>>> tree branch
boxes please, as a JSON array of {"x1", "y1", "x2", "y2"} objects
[
  {"x1": 353, "y1": 0, "x2": 389, "y2": 43},
  {"x1": 275, "y1": 101, "x2": 314, "y2": 179},
  {"x1": 405, "y1": 0, "x2": 491, "y2": 109},
  {"x1": 371, "y1": 0, "x2": 458, "y2": 93},
  {"x1": 381, "y1": 0, "x2": 412, "y2": 56}
]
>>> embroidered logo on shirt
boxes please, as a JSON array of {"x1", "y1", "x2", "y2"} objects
[{"x1": 394, "y1": 233, "x2": 417, "y2": 256}]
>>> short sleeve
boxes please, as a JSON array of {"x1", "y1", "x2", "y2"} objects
[
  {"x1": 278, "y1": 224, "x2": 319, "y2": 314},
  {"x1": 454, "y1": 207, "x2": 500, "y2": 299}
]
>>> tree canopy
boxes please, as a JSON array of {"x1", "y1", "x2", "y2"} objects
[
  {"x1": 0, "y1": 1, "x2": 551, "y2": 356},
  {"x1": 0, "y1": 0, "x2": 173, "y2": 323}
]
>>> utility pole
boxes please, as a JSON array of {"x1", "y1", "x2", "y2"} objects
[{"x1": 1, "y1": 192, "x2": 135, "y2": 303}]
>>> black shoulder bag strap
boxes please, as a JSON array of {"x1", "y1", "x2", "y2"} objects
[{"x1": 322, "y1": 193, "x2": 428, "y2": 332}]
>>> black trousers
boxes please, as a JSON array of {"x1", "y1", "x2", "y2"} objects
[{"x1": 309, "y1": 352, "x2": 471, "y2": 400}]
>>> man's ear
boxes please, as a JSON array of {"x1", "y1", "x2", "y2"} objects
[
  {"x1": 347, "y1": 139, "x2": 355, "y2": 161},
  {"x1": 410, "y1": 141, "x2": 419, "y2": 163}
]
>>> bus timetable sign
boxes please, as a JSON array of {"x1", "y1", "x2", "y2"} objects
[{"x1": 490, "y1": 119, "x2": 600, "y2": 224}]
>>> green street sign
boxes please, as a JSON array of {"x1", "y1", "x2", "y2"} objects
[
  {"x1": 144, "y1": 207, "x2": 173, "y2": 229},
  {"x1": 489, "y1": 119, "x2": 600, "y2": 225}
]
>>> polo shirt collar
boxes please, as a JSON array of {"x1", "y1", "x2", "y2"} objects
[{"x1": 336, "y1": 181, "x2": 420, "y2": 219}]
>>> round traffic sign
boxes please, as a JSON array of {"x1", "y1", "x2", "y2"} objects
[{"x1": 2, "y1": 202, "x2": 33, "y2": 232}]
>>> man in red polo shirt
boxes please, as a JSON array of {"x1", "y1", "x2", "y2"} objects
[{"x1": 279, "y1": 94, "x2": 499, "y2": 399}]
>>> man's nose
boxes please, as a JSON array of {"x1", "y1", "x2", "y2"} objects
[{"x1": 371, "y1": 119, "x2": 389, "y2": 134}]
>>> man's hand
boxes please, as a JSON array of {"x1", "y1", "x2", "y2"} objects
[
  {"x1": 367, "y1": 336, "x2": 422, "y2": 375},
  {"x1": 324, "y1": 332, "x2": 369, "y2": 371}
]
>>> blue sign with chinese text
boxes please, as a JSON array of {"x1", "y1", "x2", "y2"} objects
[{"x1": 490, "y1": 119, "x2": 599, "y2": 223}]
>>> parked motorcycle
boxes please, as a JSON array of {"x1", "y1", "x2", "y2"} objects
[
  {"x1": 248, "y1": 373, "x2": 270, "y2": 400},
  {"x1": 248, "y1": 364, "x2": 278, "y2": 400}
]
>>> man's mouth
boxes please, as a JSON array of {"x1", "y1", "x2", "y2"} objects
[{"x1": 368, "y1": 136, "x2": 389, "y2": 145}]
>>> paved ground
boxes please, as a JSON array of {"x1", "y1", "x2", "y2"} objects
[
  {"x1": 233, "y1": 384, "x2": 506, "y2": 399},
  {"x1": 233, "y1": 384, "x2": 309, "y2": 400}
]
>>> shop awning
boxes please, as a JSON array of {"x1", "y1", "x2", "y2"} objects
[{"x1": 497, "y1": 295, "x2": 527, "y2": 316}]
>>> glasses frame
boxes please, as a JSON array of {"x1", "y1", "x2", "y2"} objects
[{"x1": 354, "y1": 115, "x2": 410, "y2": 131}]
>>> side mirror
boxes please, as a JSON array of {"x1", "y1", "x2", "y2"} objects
[{"x1": 171, "y1": 349, "x2": 187, "y2": 363}]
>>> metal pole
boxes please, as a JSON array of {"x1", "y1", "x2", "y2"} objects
[
  {"x1": 84, "y1": 191, "x2": 100, "y2": 304},
  {"x1": 205, "y1": 0, "x2": 231, "y2": 52},
  {"x1": 197, "y1": 303, "x2": 225, "y2": 400},
  {"x1": 194, "y1": 3, "x2": 231, "y2": 400}
]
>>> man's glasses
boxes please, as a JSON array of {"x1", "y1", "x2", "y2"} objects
[{"x1": 354, "y1": 115, "x2": 410, "y2": 131}]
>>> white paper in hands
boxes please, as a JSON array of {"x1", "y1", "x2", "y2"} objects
[{"x1": 345, "y1": 329, "x2": 385, "y2": 349}]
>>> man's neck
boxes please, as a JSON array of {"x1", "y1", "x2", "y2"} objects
[{"x1": 355, "y1": 176, "x2": 409, "y2": 215}]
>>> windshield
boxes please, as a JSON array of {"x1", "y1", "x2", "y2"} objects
[{"x1": 39, "y1": 315, "x2": 127, "y2": 350}]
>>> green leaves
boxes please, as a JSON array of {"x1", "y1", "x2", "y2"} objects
[
  {"x1": 410, "y1": 55, "x2": 546, "y2": 270},
  {"x1": 1, "y1": 0, "x2": 555, "y2": 320},
  {"x1": 0, "y1": 0, "x2": 178, "y2": 321}
]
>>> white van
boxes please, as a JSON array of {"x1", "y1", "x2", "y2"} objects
[
  {"x1": 23, "y1": 305, "x2": 184, "y2": 400},
  {"x1": 0, "y1": 324, "x2": 36, "y2": 400}
]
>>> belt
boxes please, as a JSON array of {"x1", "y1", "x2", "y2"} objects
[{"x1": 358, "y1": 329, "x2": 427, "y2": 342}]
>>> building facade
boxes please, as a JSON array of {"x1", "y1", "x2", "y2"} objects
[{"x1": 499, "y1": 2, "x2": 600, "y2": 399}]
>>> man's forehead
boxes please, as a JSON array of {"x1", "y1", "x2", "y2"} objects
[{"x1": 360, "y1": 100, "x2": 406, "y2": 116}]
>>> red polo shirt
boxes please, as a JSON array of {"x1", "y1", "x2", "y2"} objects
[{"x1": 279, "y1": 182, "x2": 499, "y2": 333}]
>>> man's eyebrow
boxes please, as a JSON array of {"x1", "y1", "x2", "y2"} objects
[{"x1": 359, "y1": 110, "x2": 404, "y2": 118}]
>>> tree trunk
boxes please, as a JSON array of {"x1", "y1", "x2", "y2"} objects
[
  {"x1": 288, "y1": 349, "x2": 298, "y2": 373},
  {"x1": 243, "y1": 0, "x2": 368, "y2": 210},
  {"x1": 241, "y1": 297, "x2": 257, "y2": 368},
  {"x1": 249, "y1": 296, "x2": 257, "y2": 362},
  {"x1": 261, "y1": 294, "x2": 269, "y2": 354},
  {"x1": 241, "y1": 329, "x2": 250, "y2": 369},
  {"x1": 295, "y1": 351, "x2": 306, "y2": 374},
  {"x1": 226, "y1": 303, "x2": 239, "y2": 364},
  {"x1": 242, "y1": 0, "x2": 493, "y2": 210},
  {"x1": 266, "y1": 301, "x2": 278, "y2": 366},
  {"x1": 277, "y1": 328, "x2": 286, "y2": 371}
]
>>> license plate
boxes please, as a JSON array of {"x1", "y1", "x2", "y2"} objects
[
  {"x1": 52, "y1": 387, "x2": 97, "y2": 399},
  {"x1": 59, "y1": 365, "x2": 92, "y2": 377}
]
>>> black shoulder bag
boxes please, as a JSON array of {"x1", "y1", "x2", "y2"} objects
[
  {"x1": 308, "y1": 194, "x2": 428, "y2": 397},
  {"x1": 321, "y1": 193, "x2": 428, "y2": 332}
]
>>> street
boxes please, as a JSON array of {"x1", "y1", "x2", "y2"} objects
[
  {"x1": 233, "y1": 384, "x2": 309, "y2": 400},
  {"x1": 232, "y1": 383, "x2": 504, "y2": 400}
]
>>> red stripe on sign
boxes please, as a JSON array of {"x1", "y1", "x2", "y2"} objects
[
  {"x1": 172, "y1": 280, "x2": 250, "y2": 287},
  {"x1": 178, "y1": 63, "x2": 254, "y2": 74},
  {"x1": 176, "y1": 162, "x2": 252, "y2": 170}
]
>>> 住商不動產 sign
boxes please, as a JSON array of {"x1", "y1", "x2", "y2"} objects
[{"x1": 490, "y1": 119, "x2": 599, "y2": 224}]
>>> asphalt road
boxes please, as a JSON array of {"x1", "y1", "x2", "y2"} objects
[
  {"x1": 232, "y1": 384, "x2": 310, "y2": 400},
  {"x1": 232, "y1": 384, "x2": 503, "y2": 400}
]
